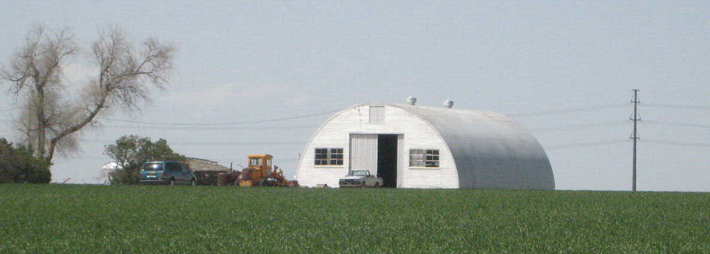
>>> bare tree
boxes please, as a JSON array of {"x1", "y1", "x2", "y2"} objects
[{"x1": 1, "y1": 25, "x2": 176, "y2": 163}]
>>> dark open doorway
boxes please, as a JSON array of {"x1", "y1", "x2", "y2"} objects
[{"x1": 377, "y1": 134, "x2": 398, "y2": 188}]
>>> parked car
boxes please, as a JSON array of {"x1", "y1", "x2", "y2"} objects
[
  {"x1": 139, "y1": 161, "x2": 197, "y2": 186},
  {"x1": 339, "y1": 169, "x2": 383, "y2": 188}
]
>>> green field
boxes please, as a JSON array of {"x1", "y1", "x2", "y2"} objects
[{"x1": 0, "y1": 185, "x2": 709, "y2": 253}]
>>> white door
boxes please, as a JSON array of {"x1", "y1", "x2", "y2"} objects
[{"x1": 349, "y1": 134, "x2": 378, "y2": 175}]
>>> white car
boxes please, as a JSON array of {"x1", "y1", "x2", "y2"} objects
[{"x1": 339, "y1": 169, "x2": 383, "y2": 188}]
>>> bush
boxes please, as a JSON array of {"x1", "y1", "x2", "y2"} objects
[{"x1": 0, "y1": 138, "x2": 51, "y2": 184}]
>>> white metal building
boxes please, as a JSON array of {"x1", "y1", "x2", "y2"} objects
[{"x1": 295, "y1": 99, "x2": 555, "y2": 189}]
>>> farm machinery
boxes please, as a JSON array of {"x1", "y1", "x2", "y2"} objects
[{"x1": 219, "y1": 154, "x2": 298, "y2": 187}]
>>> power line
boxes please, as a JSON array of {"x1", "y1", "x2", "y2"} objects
[
  {"x1": 97, "y1": 109, "x2": 342, "y2": 126},
  {"x1": 84, "y1": 140, "x2": 306, "y2": 146},
  {"x1": 643, "y1": 139, "x2": 710, "y2": 148},
  {"x1": 644, "y1": 120, "x2": 710, "y2": 130},
  {"x1": 507, "y1": 104, "x2": 627, "y2": 118},
  {"x1": 544, "y1": 140, "x2": 628, "y2": 151},
  {"x1": 97, "y1": 124, "x2": 320, "y2": 131},
  {"x1": 529, "y1": 121, "x2": 627, "y2": 133},
  {"x1": 169, "y1": 141, "x2": 305, "y2": 146},
  {"x1": 645, "y1": 103, "x2": 710, "y2": 111}
]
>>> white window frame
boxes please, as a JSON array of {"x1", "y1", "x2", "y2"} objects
[
  {"x1": 409, "y1": 149, "x2": 440, "y2": 168},
  {"x1": 314, "y1": 148, "x2": 344, "y2": 166}
]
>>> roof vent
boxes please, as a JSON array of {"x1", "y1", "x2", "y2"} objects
[
  {"x1": 406, "y1": 96, "x2": 417, "y2": 105},
  {"x1": 444, "y1": 99, "x2": 454, "y2": 108}
]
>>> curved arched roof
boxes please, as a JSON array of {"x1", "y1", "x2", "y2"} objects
[{"x1": 388, "y1": 104, "x2": 554, "y2": 189}]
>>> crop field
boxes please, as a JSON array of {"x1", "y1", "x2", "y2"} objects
[{"x1": 0, "y1": 185, "x2": 709, "y2": 253}]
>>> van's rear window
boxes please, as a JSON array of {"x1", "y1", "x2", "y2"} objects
[{"x1": 142, "y1": 163, "x2": 163, "y2": 171}]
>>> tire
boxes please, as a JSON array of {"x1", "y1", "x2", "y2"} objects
[
  {"x1": 374, "y1": 182, "x2": 380, "y2": 188},
  {"x1": 169, "y1": 179, "x2": 175, "y2": 186},
  {"x1": 360, "y1": 181, "x2": 366, "y2": 188},
  {"x1": 190, "y1": 179, "x2": 196, "y2": 186}
]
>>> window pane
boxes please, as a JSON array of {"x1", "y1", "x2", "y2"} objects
[
  {"x1": 410, "y1": 149, "x2": 426, "y2": 167},
  {"x1": 141, "y1": 163, "x2": 163, "y2": 171},
  {"x1": 420, "y1": 149, "x2": 439, "y2": 168},
  {"x1": 315, "y1": 147, "x2": 329, "y2": 165},
  {"x1": 315, "y1": 148, "x2": 328, "y2": 160}
]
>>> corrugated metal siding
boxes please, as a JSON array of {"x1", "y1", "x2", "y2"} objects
[
  {"x1": 349, "y1": 134, "x2": 378, "y2": 174},
  {"x1": 396, "y1": 104, "x2": 554, "y2": 190}
]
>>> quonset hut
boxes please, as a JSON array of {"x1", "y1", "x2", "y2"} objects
[{"x1": 295, "y1": 98, "x2": 555, "y2": 189}]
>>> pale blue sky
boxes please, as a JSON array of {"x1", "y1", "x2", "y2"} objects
[{"x1": 1, "y1": 1, "x2": 709, "y2": 191}]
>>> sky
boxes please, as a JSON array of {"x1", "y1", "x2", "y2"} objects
[{"x1": 0, "y1": 1, "x2": 708, "y2": 191}]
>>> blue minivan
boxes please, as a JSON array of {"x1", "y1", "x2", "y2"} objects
[{"x1": 139, "y1": 161, "x2": 197, "y2": 186}]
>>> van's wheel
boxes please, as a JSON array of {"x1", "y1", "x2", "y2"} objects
[
  {"x1": 169, "y1": 179, "x2": 175, "y2": 186},
  {"x1": 360, "y1": 181, "x2": 366, "y2": 188},
  {"x1": 374, "y1": 182, "x2": 380, "y2": 188},
  {"x1": 190, "y1": 179, "x2": 196, "y2": 186}
]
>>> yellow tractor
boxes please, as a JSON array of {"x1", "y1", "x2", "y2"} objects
[{"x1": 235, "y1": 154, "x2": 296, "y2": 187}]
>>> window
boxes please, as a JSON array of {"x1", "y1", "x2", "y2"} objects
[
  {"x1": 141, "y1": 163, "x2": 163, "y2": 171},
  {"x1": 409, "y1": 149, "x2": 425, "y2": 167},
  {"x1": 348, "y1": 170, "x2": 370, "y2": 176},
  {"x1": 315, "y1": 148, "x2": 328, "y2": 165},
  {"x1": 330, "y1": 148, "x2": 343, "y2": 165},
  {"x1": 425, "y1": 149, "x2": 440, "y2": 167},
  {"x1": 250, "y1": 158, "x2": 262, "y2": 167},
  {"x1": 410, "y1": 149, "x2": 440, "y2": 168},
  {"x1": 167, "y1": 162, "x2": 180, "y2": 172},
  {"x1": 314, "y1": 148, "x2": 344, "y2": 166},
  {"x1": 369, "y1": 106, "x2": 385, "y2": 123}
]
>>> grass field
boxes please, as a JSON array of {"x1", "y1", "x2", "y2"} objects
[{"x1": 1, "y1": 185, "x2": 709, "y2": 253}]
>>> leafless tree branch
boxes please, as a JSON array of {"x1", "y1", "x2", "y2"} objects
[{"x1": 1, "y1": 25, "x2": 176, "y2": 164}]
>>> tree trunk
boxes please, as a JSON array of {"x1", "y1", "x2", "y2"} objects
[
  {"x1": 45, "y1": 94, "x2": 107, "y2": 162},
  {"x1": 36, "y1": 87, "x2": 46, "y2": 159}
]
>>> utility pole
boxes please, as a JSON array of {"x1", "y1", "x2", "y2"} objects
[{"x1": 630, "y1": 89, "x2": 640, "y2": 192}]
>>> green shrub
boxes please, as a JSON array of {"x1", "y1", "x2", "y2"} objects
[{"x1": 0, "y1": 138, "x2": 51, "y2": 183}]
